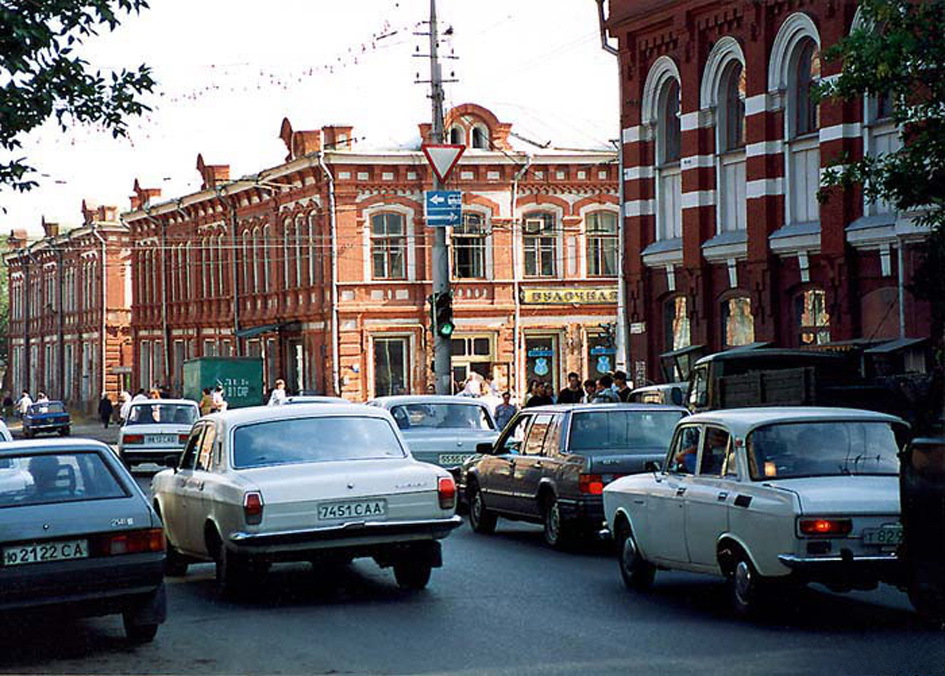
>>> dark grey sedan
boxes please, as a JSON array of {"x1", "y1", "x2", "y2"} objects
[{"x1": 0, "y1": 439, "x2": 166, "y2": 642}]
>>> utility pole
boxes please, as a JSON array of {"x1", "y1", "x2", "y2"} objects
[{"x1": 428, "y1": 0, "x2": 452, "y2": 395}]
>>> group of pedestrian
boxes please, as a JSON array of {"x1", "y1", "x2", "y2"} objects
[{"x1": 198, "y1": 385, "x2": 229, "y2": 415}]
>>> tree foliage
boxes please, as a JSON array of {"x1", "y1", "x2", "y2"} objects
[
  {"x1": 818, "y1": 0, "x2": 945, "y2": 344},
  {"x1": 0, "y1": 0, "x2": 154, "y2": 195}
]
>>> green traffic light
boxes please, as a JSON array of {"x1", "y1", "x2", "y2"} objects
[{"x1": 438, "y1": 322, "x2": 455, "y2": 337}]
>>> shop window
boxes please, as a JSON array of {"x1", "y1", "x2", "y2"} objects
[
  {"x1": 587, "y1": 334, "x2": 616, "y2": 378},
  {"x1": 523, "y1": 212, "x2": 557, "y2": 277},
  {"x1": 525, "y1": 335, "x2": 558, "y2": 391},
  {"x1": 370, "y1": 212, "x2": 407, "y2": 280},
  {"x1": 586, "y1": 211, "x2": 618, "y2": 277},
  {"x1": 663, "y1": 295, "x2": 691, "y2": 352},
  {"x1": 452, "y1": 212, "x2": 488, "y2": 279},
  {"x1": 721, "y1": 296, "x2": 754, "y2": 349},
  {"x1": 374, "y1": 337, "x2": 409, "y2": 397},
  {"x1": 795, "y1": 288, "x2": 830, "y2": 345}
]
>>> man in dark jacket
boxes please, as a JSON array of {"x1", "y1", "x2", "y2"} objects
[
  {"x1": 557, "y1": 372, "x2": 583, "y2": 404},
  {"x1": 98, "y1": 393, "x2": 115, "y2": 429},
  {"x1": 614, "y1": 371, "x2": 632, "y2": 402}
]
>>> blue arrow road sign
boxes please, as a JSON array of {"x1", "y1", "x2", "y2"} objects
[{"x1": 425, "y1": 190, "x2": 462, "y2": 227}]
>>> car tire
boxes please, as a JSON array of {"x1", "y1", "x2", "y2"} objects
[
  {"x1": 215, "y1": 546, "x2": 252, "y2": 595},
  {"x1": 731, "y1": 551, "x2": 768, "y2": 619},
  {"x1": 393, "y1": 561, "x2": 432, "y2": 590},
  {"x1": 615, "y1": 520, "x2": 655, "y2": 591},
  {"x1": 59, "y1": 427, "x2": 70, "y2": 436},
  {"x1": 541, "y1": 496, "x2": 573, "y2": 549},
  {"x1": 165, "y1": 544, "x2": 189, "y2": 577},
  {"x1": 468, "y1": 483, "x2": 497, "y2": 534},
  {"x1": 122, "y1": 614, "x2": 158, "y2": 643}
]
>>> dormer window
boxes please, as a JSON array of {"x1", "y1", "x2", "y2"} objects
[
  {"x1": 471, "y1": 126, "x2": 489, "y2": 149},
  {"x1": 449, "y1": 126, "x2": 465, "y2": 145}
]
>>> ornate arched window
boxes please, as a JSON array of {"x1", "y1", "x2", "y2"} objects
[
  {"x1": 449, "y1": 126, "x2": 464, "y2": 145},
  {"x1": 241, "y1": 230, "x2": 251, "y2": 293},
  {"x1": 721, "y1": 295, "x2": 754, "y2": 348},
  {"x1": 262, "y1": 224, "x2": 271, "y2": 288},
  {"x1": 795, "y1": 287, "x2": 830, "y2": 345},
  {"x1": 471, "y1": 125, "x2": 489, "y2": 149},
  {"x1": 663, "y1": 295, "x2": 690, "y2": 352},
  {"x1": 644, "y1": 57, "x2": 683, "y2": 242}
]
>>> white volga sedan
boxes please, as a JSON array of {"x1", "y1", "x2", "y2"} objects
[
  {"x1": 603, "y1": 407, "x2": 908, "y2": 617},
  {"x1": 151, "y1": 404, "x2": 461, "y2": 593},
  {"x1": 118, "y1": 399, "x2": 200, "y2": 468}
]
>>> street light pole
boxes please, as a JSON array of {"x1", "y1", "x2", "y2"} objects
[{"x1": 428, "y1": 0, "x2": 452, "y2": 394}]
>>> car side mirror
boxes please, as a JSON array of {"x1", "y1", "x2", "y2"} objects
[
  {"x1": 163, "y1": 454, "x2": 180, "y2": 470},
  {"x1": 476, "y1": 442, "x2": 494, "y2": 455},
  {"x1": 644, "y1": 460, "x2": 661, "y2": 473}
]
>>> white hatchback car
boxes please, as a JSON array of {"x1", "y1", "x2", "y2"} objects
[
  {"x1": 151, "y1": 404, "x2": 461, "y2": 593},
  {"x1": 118, "y1": 400, "x2": 200, "y2": 468},
  {"x1": 603, "y1": 407, "x2": 908, "y2": 616}
]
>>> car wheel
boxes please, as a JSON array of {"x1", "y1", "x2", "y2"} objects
[
  {"x1": 59, "y1": 427, "x2": 70, "y2": 436},
  {"x1": 165, "y1": 543, "x2": 189, "y2": 577},
  {"x1": 615, "y1": 520, "x2": 655, "y2": 591},
  {"x1": 542, "y1": 496, "x2": 573, "y2": 549},
  {"x1": 23, "y1": 428, "x2": 32, "y2": 439},
  {"x1": 393, "y1": 561, "x2": 432, "y2": 590},
  {"x1": 122, "y1": 614, "x2": 158, "y2": 644},
  {"x1": 731, "y1": 551, "x2": 767, "y2": 618},
  {"x1": 215, "y1": 546, "x2": 252, "y2": 594},
  {"x1": 468, "y1": 483, "x2": 497, "y2": 534}
]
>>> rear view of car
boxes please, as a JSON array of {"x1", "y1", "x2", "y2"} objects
[
  {"x1": 119, "y1": 400, "x2": 199, "y2": 468},
  {"x1": 22, "y1": 402, "x2": 70, "y2": 438},
  {"x1": 0, "y1": 440, "x2": 166, "y2": 642}
]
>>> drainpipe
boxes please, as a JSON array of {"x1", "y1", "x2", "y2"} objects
[
  {"x1": 511, "y1": 154, "x2": 532, "y2": 397},
  {"x1": 316, "y1": 152, "x2": 341, "y2": 396},
  {"x1": 19, "y1": 249, "x2": 31, "y2": 394},
  {"x1": 142, "y1": 209, "x2": 171, "y2": 387},
  {"x1": 55, "y1": 244, "x2": 65, "y2": 401},
  {"x1": 896, "y1": 235, "x2": 905, "y2": 339},
  {"x1": 88, "y1": 225, "x2": 109, "y2": 396},
  {"x1": 596, "y1": 0, "x2": 628, "y2": 372}
]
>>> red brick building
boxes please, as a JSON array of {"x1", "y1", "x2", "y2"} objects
[
  {"x1": 123, "y1": 104, "x2": 619, "y2": 400},
  {"x1": 604, "y1": 0, "x2": 931, "y2": 383},
  {"x1": 5, "y1": 203, "x2": 133, "y2": 409}
]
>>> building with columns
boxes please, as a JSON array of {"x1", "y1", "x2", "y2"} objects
[
  {"x1": 5, "y1": 203, "x2": 133, "y2": 409},
  {"x1": 604, "y1": 0, "x2": 931, "y2": 384},
  {"x1": 123, "y1": 104, "x2": 619, "y2": 400}
]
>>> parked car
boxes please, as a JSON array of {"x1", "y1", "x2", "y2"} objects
[
  {"x1": 151, "y1": 404, "x2": 462, "y2": 593},
  {"x1": 0, "y1": 420, "x2": 13, "y2": 442},
  {"x1": 0, "y1": 439, "x2": 166, "y2": 642},
  {"x1": 465, "y1": 403, "x2": 688, "y2": 548},
  {"x1": 628, "y1": 383, "x2": 686, "y2": 406},
  {"x1": 369, "y1": 396, "x2": 500, "y2": 479},
  {"x1": 22, "y1": 401, "x2": 70, "y2": 438},
  {"x1": 602, "y1": 407, "x2": 908, "y2": 617},
  {"x1": 118, "y1": 400, "x2": 200, "y2": 468}
]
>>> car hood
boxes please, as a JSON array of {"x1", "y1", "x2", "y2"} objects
[
  {"x1": 400, "y1": 428, "x2": 499, "y2": 453},
  {"x1": 764, "y1": 475, "x2": 899, "y2": 514}
]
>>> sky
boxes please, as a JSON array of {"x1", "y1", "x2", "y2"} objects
[{"x1": 1, "y1": 0, "x2": 619, "y2": 237}]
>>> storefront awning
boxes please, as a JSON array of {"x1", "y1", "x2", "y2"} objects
[{"x1": 235, "y1": 323, "x2": 280, "y2": 339}]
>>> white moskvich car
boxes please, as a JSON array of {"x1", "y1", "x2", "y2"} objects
[
  {"x1": 151, "y1": 404, "x2": 461, "y2": 593},
  {"x1": 602, "y1": 407, "x2": 909, "y2": 617},
  {"x1": 118, "y1": 399, "x2": 200, "y2": 468}
]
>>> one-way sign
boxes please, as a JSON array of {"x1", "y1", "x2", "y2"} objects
[{"x1": 424, "y1": 190, "x2": 462, "y2": 227}]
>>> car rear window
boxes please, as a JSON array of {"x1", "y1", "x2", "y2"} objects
[
  {"x1": 0, "y1": 452, "x2": 129, "y2": 508},
  {"x1": 233, "y1": 416, "x2": 407, "y2": 469},
  {"x1": 29, "y1": 402, "x2": 65, "y2": 415},
  {"x1": 126, "y1": 403, "x2": 198, "y2": 425},
  {"x1": 389, "y1": 403, "x2": 494, "y2": 431},
  {"x1": 568, "y1": 410, "x2": 684, "y2": 454}
]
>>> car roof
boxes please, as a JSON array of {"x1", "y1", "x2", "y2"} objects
[
  {"x1": 693, "y1": 349, "x2": 845, "y2": 366},
  {"x1": 204, "y1": 402, "x2": 392, "y2": 431},
  {"x1": 523, "y1": 403, "x2": 690, "y2": 414},
  {"x1": 683, "y1": 406, "x2": 907, "y2": 436},
  {"x1": 371, "y1": 395, "x2": 491, "y2": 408},
  {"x1": 630, "y1": 383, "x2": 686, "y2": 393},
  {"x1": 0, "y1": 438, "x2": 112, "y2": 456},
  {"x1": 129, "y1": 398, "x2": 197, "y2": 407}
]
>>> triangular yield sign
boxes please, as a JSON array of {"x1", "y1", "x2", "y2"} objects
[{"x1": 421, "y1": 144, "x2": 465, "y2": 183}]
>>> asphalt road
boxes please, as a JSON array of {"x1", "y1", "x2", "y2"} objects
[{"x1": 2, "y1": 423, "x2": 943, "y2": 675}]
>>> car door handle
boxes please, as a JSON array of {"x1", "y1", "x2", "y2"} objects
[
  {"x1": 675, "y1": 486, "x2": 686, "y2": 496},
  {"x1": 717, "y1": 491, "x2": 728, "y2": 501}
]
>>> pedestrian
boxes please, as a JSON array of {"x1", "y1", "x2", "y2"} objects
[
  {"x1": 614, "y1": 370, "x2": 632, "y2": 402},
  {"x1": 35, "y1": 392, "x2": 49, "y2": 404},
  {"x1": 267, "y1": 379, "x2": 287, "y2": 406},
  {"x1": 119, "y1": 390, "x2": 132, "y2": 422},
  {"x1": 198, "y1": 387, "x2": 214, "y2": 416},
  {"x1": 524, "y1": 382, "x2": 554, "y2": 408},
  {"x1": 211, "y1": 385, "x2": 227, "y2": 412},
  {"x1": 522, "y1": 379, "x2": 540, "y2": 407},
  {"x1": 582, "y1": 378, "x2": 597, "y2": 403},
  {"x1": 98, "y1": 393, "x2": 114, "y2": 429},
  {"x1": 557, "y1": 372, "x2": 584, "y2": 404},
  {"x1": 494, "y1": 391, "x2": 518, "y2": 430},
  {"x1": 426, "y1": 383, "x2": 436, "y2": 394},
  {"x1": 132, "y1": 388, "x2": 148, "y2": 403},
  {"x1": 148, "y1": 388, "x2": 161, "y2": 400},
  {"x1": 15, "y1": 390, "x2": 32, "y2": 418},
  {"x1": 593, "y1": 374, "x2": 620, "y2": 403},
  {"x1": 3, "y1": 392, "x2": 14, "y2": 420}
]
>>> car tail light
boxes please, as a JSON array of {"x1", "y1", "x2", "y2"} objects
[
  {"x1": 437, "y1": 477, "x2": 456, "y2": 510},
  {"x1": 93, "y1": 528, "x2": 165, "y2": 556},
  {"x1": 178, "y1": 434, "x2": 189, "y2": 444},
  {"x1": 243, "y1": 491, "x2": 264, "y2": 525},
  {"x1": 123, "y1": 434, "x2": 144, "y2": 445},
  {"x1": 799, "y1": 518, "x2": 852, "y2": 537},
  {"x1": 579, "y1": 474, "x2": 605, "y2": 495}
]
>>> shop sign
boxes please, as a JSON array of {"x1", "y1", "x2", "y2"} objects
[
  {"x1": 521, "y1": 287, "x2": 618, "y2": 305},
  {"x1": 590, "y1": 346, "x2": 616, "y2": 356},
  {"x1": 630, "y1": 322, "x2": 647, "y2": 334},
  {"x1": 527, "y1": 348, "x2": 555, "y2": 358}
]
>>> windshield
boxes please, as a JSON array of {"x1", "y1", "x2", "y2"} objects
[
  {"x1": 29, "y1": 402, "x2": 65, "y2": 415},
  {"x1": 127, "y1": 403, "x2": 198, "y2": 425},
  {"x1": 0, "y1": 452, "x2": 128, "y2": 508},
  {"x1": 389, "y1": 403, "x2": 494, "y2": 431},
  {"x1": 568, "y1": 410, "x2": 684, "y2": 455},
  {"x1": 748, "y1": 421, "x2": 902, "y2": 480},
  {"x1": 233, "y1": 416, "x2": 407, "y2": 469}
]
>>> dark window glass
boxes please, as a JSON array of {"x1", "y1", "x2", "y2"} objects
[
  {"x1": 452, "y1": 212, "x2": 487, "y2": 279},
  {"x1": 472, "y1": 338, "x2": 490, "y2": 356},
  {"x1": 660, "y1": 80, "x2": 681, "y2": 163},
  {"x1": 233, "y1": 417, "x2": 406, "y2": 469},
  {"x1": 523, "y1": 212, "x2": 557, "y2": 277},
  {"x1": 126, "y1": 403, "x2": 198, "y2": 425},
  {"x1": 370, "y1": 213, "x2": 406, "y2": 280},
  {"x1": 29, "y1": 402, "x2": 65, "y2": 414},
  {"x1": 373, "y1": 338, "x2": 409, "y2": 397},
  {"x1": 0, "y1": 452, "x2": 128, "y2": 508},
  {"x1": 794, "y1": 40, "x2": 820, "y2": 137},
  {"x1": 721, "y1": 62, "x2": 746, "y2": 151},
  {"x1": 389, "y1": 404, "x2": 493, "y2": 430},
  {"x1": 568, "y1": 411, "x2": 684, "y2": 455},
  {"x1": 795, "y1": 288, "x2": 830, "y2": 345},
  {"x1": 586, "y1": 211, "x2": 618, "y2": 277}
]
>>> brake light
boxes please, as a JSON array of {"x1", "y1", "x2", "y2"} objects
[
  {"x1": 437, "y1": 477, "x2": 456, "y2": 510},
  {"x1": 579, "y1": 474, "x2": 605, "y2": 495},
  {"x1": 799, "y1": 518, "x2": 852, "y2": 537},
  {"x1": 178, "y1": 434, "x2": 189, "y2": 444},
  {"x1": 93, "y1": 528, "x2": 165, "y2": 556},
  {"x1": 123, "y1": 434, "x2": 144, "y2": 445},
  {"x1": 243, "y1": 491, "x2": 264, "y2": 525}
]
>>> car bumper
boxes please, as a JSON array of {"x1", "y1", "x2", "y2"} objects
[
  {"x1": 25, "y1": 423, "x2": 69, "y2": 432},
  {"x1": 0, "y1": 551, "x2": 165, "y2": 616},
  {"x1": 558, "y1": 497, "x2": 604, "y2": 526},
  {"x1": 777, "y1": 552, "x2": 902, "y2": 584},
  {"x1": 229, "y1": 515, "x2": 463, "y2": 556}
]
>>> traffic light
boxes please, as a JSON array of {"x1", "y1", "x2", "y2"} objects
[{"x1": 431, "y1": 291, "x2": 454, "y2": 338}]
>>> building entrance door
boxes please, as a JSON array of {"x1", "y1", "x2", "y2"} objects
[{"x1": 524, "y1": 334, "x2": 559, "y2": 391}]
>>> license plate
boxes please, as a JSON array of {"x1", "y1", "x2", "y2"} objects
[
  {"x1": 146, "y1": 434, "x2": 178, "y2": 445},
  {"x1": 438, "y1": 453, "x2": 473, "y2": 466},
  {"x1": 317, "y1": 500, "x2": 387, "y2": 521},
  {"x1": 862, "y1": 525, "x2": 903, "y2": 546},
  {"x1": 3, "y1": 539, "x2": 89, "y2": 566}
]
